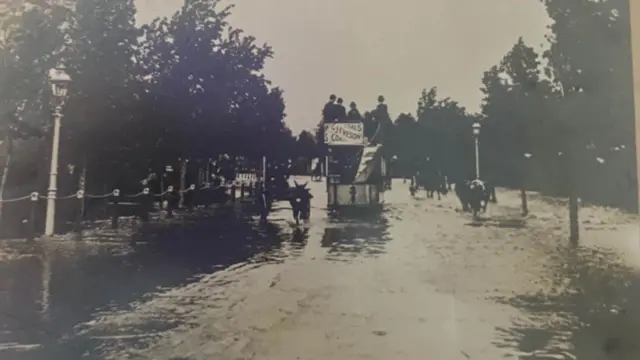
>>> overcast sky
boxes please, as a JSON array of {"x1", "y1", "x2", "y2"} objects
[{"x1": 135, "y1": 0, "x2": 551, "y2": 134}]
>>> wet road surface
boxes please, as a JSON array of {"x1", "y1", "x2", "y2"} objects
[{"x1": 1, "y1": 177, "x2": 639, "y2": 359}]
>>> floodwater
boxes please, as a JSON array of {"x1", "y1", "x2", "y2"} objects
[
  {"x1": 0, "y1": 177, "x2": 639, "y2": 360},
  {"x1": 0, "y1": 177, "x2": 392, "y2": 359}
]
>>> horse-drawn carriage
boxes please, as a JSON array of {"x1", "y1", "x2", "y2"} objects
[{"x1": 323, "y1": 121, "x2": 387, "y2": 212}]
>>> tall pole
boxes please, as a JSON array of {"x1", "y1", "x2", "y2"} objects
[
  {"x1": 474, "y1": 136, "x2": 480, "y2": 179},
  {"x1": 521, "y1": 154, "x2": 531, "y2": 216},
  {"x1": 179, "y1": 159, "x2": 187, "y2": 208},
  {"x1": 262, "y1": 156, "x2": 267, "y2": 186},
  {"x1": 630, "y1": 1, "x2": 640, "y2": 215},
  {"x1": 44, "y1": 106, "x2": 62, "y2": 236},
  {"x1": 567, "y1": 148, "x2": 579, "y2": 246}
]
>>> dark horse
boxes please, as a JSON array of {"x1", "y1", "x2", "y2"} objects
[
  {"x1": 410, "y1": 165, "x2": 448, "y2": 200},
  {"x1": 424, "y1": 170, "x2": 448, "y2": 200},
  {"x1": 289, "y1": 181, "x2": 313, "y2": 225},
  {"x1": 455, "y1": 179, "x2": 490, "y2": 217}
]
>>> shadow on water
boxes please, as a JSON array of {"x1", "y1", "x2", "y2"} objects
[
  {"x1": 0, "y1": 212, "x2": 292, "y2": 360},
  {"x1": 464, "y1": 214, "x2": 526, "y2": 229},
  {"x1": 321, "y1": 211, "x2": 391, "y2": 261},
  {"x1": 492, "y1": 245, "x2": 640, "y2": 360}
]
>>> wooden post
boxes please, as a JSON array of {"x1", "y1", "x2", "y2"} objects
[
  {"x1": 197, "y1": 162, "x2": 204, "y2": 185},
  {"x1": 521, "y1": 154, "x2": 531, "y2": 216},
  {"x1": 166, "y1": 185, "x2": 174, "y2": 218},
  {"x1": 140, "y1": 187, "x2": 151, "y2": 221},
  {"x1": 186, "y1": 184, "x2": 195, "y2": 212},
  {"x1": 111, "y1": 189, "x2": 120, "y2": 229},
  {"x1": 74, "y1": 190, "x2": 84, "y2": 239},
  {"x1": 28, "y1": 192, "x2": 38, "y2": 241},
  {"x1": 179, "y1": 158, "x2": 187, "y2": 208},
  {"x1": 630, "y1": 2, "x2": 640, "y2": 214},
  {"x1": 520, "y1": 188, "x2": 528, "y2": 217},
  {"x1": 240, "y1": 183, "x2": 245, "y2": 200},
  {"x1": 230, "y1": 184, "x2": 236, "y2": 202},
  {"x1": 262, "y1": 156, "x2": 267, "y2": 184}
]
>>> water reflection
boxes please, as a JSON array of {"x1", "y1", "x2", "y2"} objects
[
  {"x1": 0, "y1": 213, "x2": 292, "y2": 359},
  {"x1": 493, "y1": 245, "x2": 640, "y2": 360},
  {"x1": 321, "y1": 213, "x2": 390, "y2": 261},
  {"x1": 291, "y1": 227, "x2": 309, "y2": 247},
  {"x1": 0, "y1": 244, "x2": 48, "y2": 347}
]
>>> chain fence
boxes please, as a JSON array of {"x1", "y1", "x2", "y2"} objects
[
  {"x1": 0, "y1": 181, "x2": 264, "y2": 240},
  {"x1": 0, "y1": 181, "x2": 257, "y2": 204}
]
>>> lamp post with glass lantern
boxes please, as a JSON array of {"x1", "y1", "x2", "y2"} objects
[
  {"x1": 44, "y1": 66, "x2": 71, "y2": 236},
  {"x1": 472, "y1": 122, "x2": 481, "y2": 179}
]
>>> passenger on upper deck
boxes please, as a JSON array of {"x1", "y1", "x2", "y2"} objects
[
  {"x1": 346, "y1": 101, "x2": 362, "y2": 122},
  {"x1": 335, "y1": 98, "x2": 347, "y2": 122},
  {"x1": 370, "y1": 95, "x2": 391, "y2": 145},
  {"x1": 322, "y1": 94, "x2": 337, "y2": 122},
  {"x1": 375, "y1": 95, "x2": 389, "y2": 118}
]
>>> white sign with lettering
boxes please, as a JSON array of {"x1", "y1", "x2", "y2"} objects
[{"x1": 324, "y1": 123, "x2": 364, "y2": 145}]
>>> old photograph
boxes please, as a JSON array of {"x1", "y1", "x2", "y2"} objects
[{"x1": 0, "y1": 0, "x2": 639, "y2": 359}]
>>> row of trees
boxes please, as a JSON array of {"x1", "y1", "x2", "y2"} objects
[
  {"x1": 399, "y1": 0, "x2": 635, "y2": 210},
  {"x1": 4, "y1": 0, "x2": 633, "y2": 212},
  {"x1": 296, "y1": 0, "x2": 635, "y2": 211},
  {"x1": 0, "y1": 0, "x2": 297, "y2": 201}
]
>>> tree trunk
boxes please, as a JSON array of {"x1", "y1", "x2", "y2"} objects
[
  {"x1": 566, "y1": 148, "x2": 579, "y2": 246},
  {"x1": 520, "y1": 188, "x2": 528, "y2": 216},
  {"x1": 0, "y1": 135, "x2": 13, "y2": 235}
]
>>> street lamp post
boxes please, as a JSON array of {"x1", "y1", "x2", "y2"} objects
[
  {"x1": 44, "y1": 66, "x2": 71, "y2": 236},
  {"x1": 472, "y1": 122, "x2": 481, "y2": 179}
]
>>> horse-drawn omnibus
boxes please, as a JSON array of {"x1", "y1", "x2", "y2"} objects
[{"x1": 323, "y1": 121, "x2": 388, "y2": 212}]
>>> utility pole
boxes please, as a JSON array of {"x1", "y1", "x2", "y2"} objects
[{"x1": 630, "y1": 1, "x2": 640, "y2": 215}]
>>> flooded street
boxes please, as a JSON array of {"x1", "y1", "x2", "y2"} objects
[{"x1": 1, "y1": 177, "x2": 640, "y2": 359}]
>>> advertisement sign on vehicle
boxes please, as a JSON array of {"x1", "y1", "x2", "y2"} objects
[{"x1": 324, "y1": 123, "x2": 364, "y2": 146}]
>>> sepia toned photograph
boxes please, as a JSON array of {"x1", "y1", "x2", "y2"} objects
[{"x1": 0, "y1": 0, "x2": 639, "y2": 359}]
